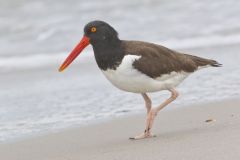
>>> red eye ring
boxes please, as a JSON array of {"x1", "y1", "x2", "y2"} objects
[{"x1": 91, "y1": 27, "x2": 97, "y2": 33}]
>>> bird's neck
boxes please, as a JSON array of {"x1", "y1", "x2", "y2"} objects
[{"x1": 92, "y1": 39, "x2": 124, "y2": 71}]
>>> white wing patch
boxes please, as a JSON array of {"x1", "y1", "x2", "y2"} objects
[{"x1": 116, "y1": 55, "x2": 141, "y2": 75}]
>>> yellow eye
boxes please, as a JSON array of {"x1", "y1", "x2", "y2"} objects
[{"x1": 91, "y1": 27, "x2": 97, "y2": 33}]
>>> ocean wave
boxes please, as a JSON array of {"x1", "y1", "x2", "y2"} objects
[
  {"x1": 161, "y1": 33, "x2": 240, "y2": 49},
  {"x1": 0, "y1": 51, "x2": 92, "y2": 72},
  {"x1": 0, "y1": 33, "x2": 240, "y2": 72}
]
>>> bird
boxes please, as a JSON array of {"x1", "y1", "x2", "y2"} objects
[{"x1": 59, "y1": 20, "x2": 221, "y2": 140}]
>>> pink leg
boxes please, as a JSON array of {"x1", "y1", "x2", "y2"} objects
[
  {"x1": 141, "y1": 93, "x2": 152, "y2": 114},
  {"x1": 130, "y1": 89, "x2": 179, "y2": 140}
]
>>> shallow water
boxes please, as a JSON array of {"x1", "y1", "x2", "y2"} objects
[{"x1": 0, "y1": 0, "x2": 240, "y2": 142}]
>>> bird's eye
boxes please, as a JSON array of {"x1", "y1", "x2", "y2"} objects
[{"x1": 91, "y1": 27, "x2": 97, "y2": 33}]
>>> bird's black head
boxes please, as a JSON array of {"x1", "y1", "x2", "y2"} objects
[
  {"x1": 84, "y1": 20, "x2": 120, "y2": 46},
  {"x1": 59, "y1": 20, "x2": 121, "y2": 72}
]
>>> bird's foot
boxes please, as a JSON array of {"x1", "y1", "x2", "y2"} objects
[
  {"x1": 129, "y1": 110, "x2": 158, "y2": 140},
  {"x1": 129, "y1": 132, "x2": 156, "y2": 140}
]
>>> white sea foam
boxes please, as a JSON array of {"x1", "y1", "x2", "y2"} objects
[
  {"x1": 0, "y1": 50, "x2": 93, "y2": 72},
  {"x1": 1, "y1": 33, "x2": 240, "y2": 72},
  {"x1": 161, "y1": 33, "x2": 240, "y2": 49}
]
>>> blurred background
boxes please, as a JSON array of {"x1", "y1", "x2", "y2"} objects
[{"x1": 0, "y1": 0, "x2": 240, "y2": 142}]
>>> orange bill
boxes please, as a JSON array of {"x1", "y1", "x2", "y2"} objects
[{"x1": 59, "y1": 36, "x2": 90, "y2": 72}]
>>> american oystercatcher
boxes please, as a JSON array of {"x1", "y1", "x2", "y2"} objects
[{"x1": 59, "y1": 20, "x2": 221, "y2": 140}]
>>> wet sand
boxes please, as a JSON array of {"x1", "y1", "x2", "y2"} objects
[{"x1": 0, "y1": 99, "x2": 239, "y2": 160}]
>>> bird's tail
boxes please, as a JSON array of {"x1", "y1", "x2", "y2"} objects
[
  {"x1": 210, "y1": 60, "x2": 222, "y2": 67},
  {"x1": 185, "y1": 54, "x2": 222, "y2": 68}
]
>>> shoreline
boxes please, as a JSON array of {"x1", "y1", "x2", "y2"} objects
[
  {"x1": 0, "y1": 97, "x2": 236, "y2": 145},
  {"x1": 0, "y1": 41, "x2": 239, "y2": 146},
  {"x1": 0, "y1": 42, "x2": 239, "y2": 155},
  {"x1": 0, "y1": 99, "x2": 239, "y2": 160}
]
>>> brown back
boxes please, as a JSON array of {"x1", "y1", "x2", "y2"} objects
[{"x1": 122, "y1": 40, "x2": 221, "y2": 78}]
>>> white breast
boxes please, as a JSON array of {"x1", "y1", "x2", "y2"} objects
[{"x1": 101, "y1": 55, "x2": 190, "y2": 93}]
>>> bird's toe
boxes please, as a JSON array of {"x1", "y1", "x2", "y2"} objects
[{"x1": 129, "y1": 133, "x2": 156, "y2": 140}]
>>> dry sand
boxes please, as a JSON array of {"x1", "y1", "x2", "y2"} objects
[{"x1": 0, "y1": 99, "x2": 240, "y2": 160}]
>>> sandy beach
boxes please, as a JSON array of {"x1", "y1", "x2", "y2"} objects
[{"x1": 0, "y1": 99, "x2": 239, "y2": 160}]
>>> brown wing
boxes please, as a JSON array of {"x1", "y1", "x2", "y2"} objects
[{"x1": 122, "y1": 40, "x2": 221, "y2": 78}]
